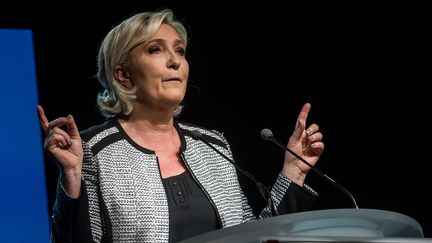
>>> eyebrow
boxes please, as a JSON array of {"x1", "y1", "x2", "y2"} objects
[{"x1": 145, "y1": 38, "x2": 185, "y2": 46}]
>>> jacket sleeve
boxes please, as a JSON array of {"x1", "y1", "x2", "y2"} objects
[
  {"x1": 50, "y1": 179, "x2": 92, "y2": 243},
  {"x1": 259, "y1": 172, "x2": 319, "y2": 218},
  {"x1": 50, "y1": 142, "x2": 106, "y2": 243}
]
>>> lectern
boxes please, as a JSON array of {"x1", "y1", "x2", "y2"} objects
[{"x1": 179, "y1": 208, "x2": 429, "y2": 243}]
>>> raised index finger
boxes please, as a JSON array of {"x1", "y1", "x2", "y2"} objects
[
  {"x1": 37, "y1": 105, "x2": 49, "y2": 133},
  {"x1": 292, "y1": 103, "x2": 312, "y2": 140},
  {"x1": 297, "y1": 103, "x2": 311, "y2": 123}
]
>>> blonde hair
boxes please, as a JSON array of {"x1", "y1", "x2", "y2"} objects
[{"x1": 96, "y1": 9, "x2": 188, "y2": 118}]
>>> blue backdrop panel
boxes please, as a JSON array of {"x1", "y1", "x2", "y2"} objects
[{"x1": 0, "y1": 29, "x2": 49, "y2": 242}]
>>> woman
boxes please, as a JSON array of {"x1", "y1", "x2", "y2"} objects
[{"x1": 38, "y1": 8, "x2": 324, "y2": 243}]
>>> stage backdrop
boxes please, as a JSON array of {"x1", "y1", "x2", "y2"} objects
[{"x1": 0, "y1": 29, "x2": 50, "y2": 242}]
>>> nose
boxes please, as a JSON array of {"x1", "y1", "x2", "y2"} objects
[
  {"x1": 167, "y1": 51, "x2": 181, "y2": 70},
  {"x1": 169, "y1": 61, "x2": 180, "y2": 70}
]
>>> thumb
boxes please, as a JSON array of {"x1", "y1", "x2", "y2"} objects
[{"x1": 66, "y1": 115, "x2": 80, "y2": 138}]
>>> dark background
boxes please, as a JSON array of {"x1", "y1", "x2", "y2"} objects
[{"x1": 2, "y1": 2, "x2": 430, "y2": 237}]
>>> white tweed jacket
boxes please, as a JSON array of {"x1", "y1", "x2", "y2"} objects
[{"x1": 51, "y1": 119, "x2": 316, "y2": 243}]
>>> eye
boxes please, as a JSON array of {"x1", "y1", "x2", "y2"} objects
[
  {"x1": 148, "y1": 45, "x2": 162, "y2": 54},
  {"x1": 175, "y1": 47, "x2": 186, "y2": 57}
]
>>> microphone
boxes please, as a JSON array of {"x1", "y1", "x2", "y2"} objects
[
  {"x1": 261, "y1": 128, "x2": 359, "y2": 209},
  {"x1": 190, "y1": 130, "x2": 279, "y2": 216}
]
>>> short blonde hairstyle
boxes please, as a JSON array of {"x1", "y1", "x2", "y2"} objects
[{"x1": 96, "y1": 9, "x2": 188, "y2": 118}]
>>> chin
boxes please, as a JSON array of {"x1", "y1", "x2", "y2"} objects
[{"x1": 164, "y1": 95, "x2": 185, "y2": 105}]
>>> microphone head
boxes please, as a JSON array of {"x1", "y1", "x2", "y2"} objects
[
  {"x1": 191, "y1": 130, "x2": 203, "y2": 140},
  {"x1": 261, "y1": 128, "x2": 273, "y2": 141}
]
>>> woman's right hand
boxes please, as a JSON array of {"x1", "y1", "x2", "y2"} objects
[{"x1": 37, "y1": 105, "x2": 83, "y2": 198}]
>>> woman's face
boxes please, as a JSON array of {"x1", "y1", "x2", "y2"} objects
[{"x1": 126, "y1": 23, "x2": 189, "y2": 112}]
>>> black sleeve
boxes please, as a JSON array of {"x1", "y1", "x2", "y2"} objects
[
  {"x1": 276, "y1": 182, "x2": 318, "y2": 214},
  {"x1": 50, "y1": 179, "x2": 92, "y2": 243}
]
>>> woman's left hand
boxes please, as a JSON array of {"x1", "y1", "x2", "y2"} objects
[{"x1": 282, "y1": 103, "x2": 324, "y2": 186}]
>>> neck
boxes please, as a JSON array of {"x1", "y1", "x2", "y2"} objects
[
  {"x1": 119, "y1": 116, "x2": 175, "y2": 136},
  {"x1": 123, "y1": 104, "x2": 176, "y2": 131},
  {"x1": 118, "y1": 105, "x2": 179, "y2": 147}
]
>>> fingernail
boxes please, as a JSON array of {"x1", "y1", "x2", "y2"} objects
[{"x1": 306, "y1": 129, "x2": 311, "y2": 135}]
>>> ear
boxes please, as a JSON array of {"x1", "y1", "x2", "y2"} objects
[{"x1": 114, "y1": 65, "x2": 133, "y2": 89}]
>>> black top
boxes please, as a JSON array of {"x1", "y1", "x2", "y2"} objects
[{"x1": 162, "y1": 170, "x2": 220, "y2": 243}]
